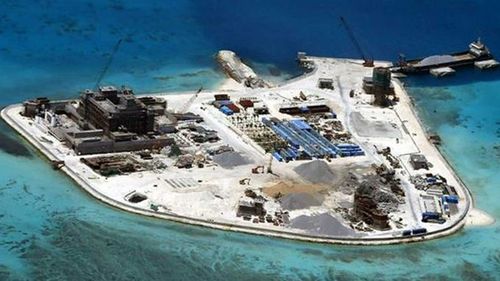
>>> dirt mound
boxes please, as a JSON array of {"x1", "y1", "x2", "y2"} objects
[
  {"x1": 293, "y1": 160, "x2": 336, "y2": 184},
  {"x1": 351, "y1": 112, "x2": 401, "y2": 138}
]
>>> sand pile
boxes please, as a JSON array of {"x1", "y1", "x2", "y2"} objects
[
  {"x1": 290, "y1": 213, "x2": 355, "y2": 237},
  {"x1": 280, "y1": 192, "x2": 323, "y2": 210},
  {"x1": 350, "y1": 112, "x2": 401, "y2": 138},
  {"x1": 213, "y1": 152, "x2": 253, "y2": 168},
  {"x1": 293, "y1": 160, "x2": 336, "y2": 184}
]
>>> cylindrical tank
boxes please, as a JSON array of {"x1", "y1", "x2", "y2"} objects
[{"x1": 372, "y1": 67, "x2": 391, "y2": 88}]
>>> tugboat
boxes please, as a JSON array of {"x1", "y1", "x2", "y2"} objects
[{"x1": 392, "y1": 38, "x2": 494, "y2": 74}]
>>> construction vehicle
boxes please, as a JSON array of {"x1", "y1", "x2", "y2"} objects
[
  {"x1": 251, "y1": 165, "x2": 265, "y2": 174},
  {"x1": 339, "y1": 17, "x2": 374, "y2": 67},
  {"x1": 239, "y1": 178, "x2": 251, "y2": 185},
  {"x1": 299, "y1": 91, "x2": 307, "y2": 101}
]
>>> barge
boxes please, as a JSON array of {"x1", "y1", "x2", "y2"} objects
[{"x1": 392, "y1": 39, "x2": 495, "y2": 74}]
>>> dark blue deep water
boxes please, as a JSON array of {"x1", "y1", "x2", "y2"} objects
[{"x1": 1, "y1": 1, "x2": 499, "y2": 280}]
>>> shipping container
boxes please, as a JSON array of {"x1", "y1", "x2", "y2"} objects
[
  {"x1": 422, "y1": 212, "x2": 441, "y2": 222},
  {"x1": 213, "y1": 100, "x2": 232, "y2": 108},
  {"x1": 239, "y1": 99, "x2": 254, "y2": 108},
  {"x1": 272, "y1": 152, "x2": 283, "y2": 162},
  {"x1": 290, "y1": 119, "x2": 312, "y2": 131},
  {"x1": 214, "y1": 94, "x2": 230, "y2": 101},
  {"x1": 412, "y1": 228, "x2": 427, "y2": 235},
  {"x1": 442, "y1": 195, "x2": 459, "y2": 204},
  {"x1": 227, "y1": 103, "x2": 241, "y2": 113},
  {"x1": 402, "y1": 230, "x2": 412, "y2": 236},
  {"x1": 287, "y1": 148, "x2": 298, "y2": 159},
  {"x1": 220, "y1": 106, "x2": 233, "y2": 116},
  {"x1": 307, "y1": 105, "x2": 331, "y2": 113}
]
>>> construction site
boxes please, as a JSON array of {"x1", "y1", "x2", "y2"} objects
[{"x1": 1, "y1": 24, "x2": 477, "y2": 243}]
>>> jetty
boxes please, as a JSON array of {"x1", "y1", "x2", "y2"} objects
[{"x1": 216, "y1": 50, "x2": 272, "y2": 88}]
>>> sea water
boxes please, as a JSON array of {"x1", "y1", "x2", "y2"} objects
[{"x1": 1, "y1": 1, "x2": 499, "y2": 280}]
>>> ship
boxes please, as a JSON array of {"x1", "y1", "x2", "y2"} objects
[{"x1": 392, "y1": 39, "x2": 494, "y2": 74}]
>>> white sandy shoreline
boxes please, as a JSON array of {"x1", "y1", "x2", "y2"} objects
[{"x1": 1, "y1": 56, "x2": 492, "y2": 245}]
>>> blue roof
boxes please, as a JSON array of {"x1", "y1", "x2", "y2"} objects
[
  {"x1": 220, "y1": 106, "x2": 233, "y2": 115},
  {"x1": 290, "y1": 119, "x2": 311, "y2": 130}
]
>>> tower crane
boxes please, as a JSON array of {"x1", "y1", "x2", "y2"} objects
[{"x1": 339, "y1": 17, "x2": 374, "y2": 67}]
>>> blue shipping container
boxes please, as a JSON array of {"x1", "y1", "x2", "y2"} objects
[
  {"x1": 444, "y1": 195, "x2": 459, "y2": 204},
  {"x1": 220, "y1": 106, "x2": 233, "y2": 115}
]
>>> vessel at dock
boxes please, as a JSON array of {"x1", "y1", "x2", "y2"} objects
[{"x1": 392, "y1": 39, "x2": 494, "y2": 74}]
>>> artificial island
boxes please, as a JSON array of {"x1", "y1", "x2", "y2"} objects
[{"x1": 2, "y1": 40, "x2": 496, "y2": 245}]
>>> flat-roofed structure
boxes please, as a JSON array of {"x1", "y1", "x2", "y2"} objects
[{"x1": 78, "y1": 86, "x2": 155, "y2": 135}]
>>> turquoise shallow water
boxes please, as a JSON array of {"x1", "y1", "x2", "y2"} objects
[{"x1": 1, "y1": 1, "x2": 500, "y2": 280}]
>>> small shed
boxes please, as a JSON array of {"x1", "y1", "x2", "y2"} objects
[
  {"x1": 254, "y1": 104, "x2": 269, "y2": 115},
  {"x1": 318, "y1": 78, "x2": 334, "y2": 90},
  {"x1": 220, "y1": 106, "x2": 233, "y2": 116},
  {"x1": 239, "y1": 99, "x2": 254, "y2": 108},
  {"x1": 214, "y1": 94, "x2": 230, "y2": 101},
  {"x1": 410, "y1": 154, "x2": 428, "y2": 170},
  {"x1": 226, "y1": 103, "x2": 241, "y2": 113}
]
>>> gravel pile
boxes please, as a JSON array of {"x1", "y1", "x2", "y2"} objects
[
  {"x1": 213, "y1": 151, "x2": 253, "y2": 168},
  {"x1": 293, "y1": 160, "x2": 336, "y2": 184},
  {"x1": 290, "y1": 213, "x2": 355, "y2": 237},
  {"x1": 280, "y1": 192, "x2": 323, "y2": 210}
]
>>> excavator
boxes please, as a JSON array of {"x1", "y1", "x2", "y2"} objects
[
  {"x1": 251, "y1": 154, "x2": 274, "y2": 174},
  {"x1": 252, "y1": 154, "x2": 273, "y2": 174},
  {"x1": 239, "y1": 178, "x2": 251, "y2": 185},
  {"x1": 251, "y1": 165, "x2": 265, "y2": 174}
]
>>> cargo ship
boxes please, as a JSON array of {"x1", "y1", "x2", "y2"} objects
[{"x1": 392, "y1": 39, "x2": 495, "y2": 74}]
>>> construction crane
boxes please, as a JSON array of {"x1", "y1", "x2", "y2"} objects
[
  {"x1": 178, "y1": 86, "x2": 203, "y2": 113},
  {"x1": 95, "y1": 38, "x2": 123, "y2": 89},
  {"x1": 339, "y1": 17, "x2": 374, "y2": 67}
]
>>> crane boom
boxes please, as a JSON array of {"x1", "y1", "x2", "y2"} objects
[
  {"x1": 178, "y1": 86, "x2": 203, "y2": 113},
  {"x1": 339, "y1": 17, "x2": 373, "y2": 67},
  {"x1": 95, "y1": 39, "x2": 123, "y2": 89}
]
